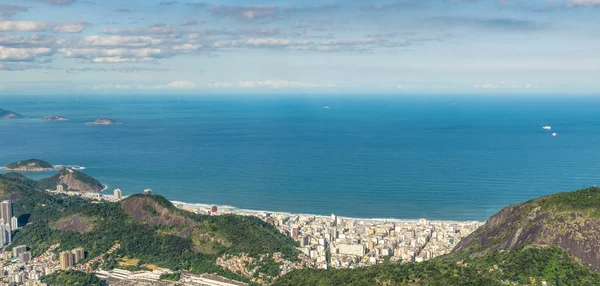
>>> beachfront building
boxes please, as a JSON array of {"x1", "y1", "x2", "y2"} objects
[
  {"x1": 143, "y1": 189, "x2": 152, "y2": 195},
  {"x1": 57, "y1": 185, "x2": 64, "y2": 192},
  {"x1": 114, "y1": 188, "x2": 123, "y2": 200}
]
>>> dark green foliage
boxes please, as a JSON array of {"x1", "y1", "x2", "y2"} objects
[
  {"x1": 535, "y1": 186, "x2": 600, "y2": 217},
  {"x1": 276, "y1": 247, "x2": 600, "y2": 286},
  {"x1": 5, "y1": 159, "x2": 53, "y2": 170},
  {"x1": 41, "y1": 270, "x2": 105, "y2": 286}
]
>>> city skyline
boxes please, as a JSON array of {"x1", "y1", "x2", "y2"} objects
[{"x1": 0, "y1": 0, "x2": 600, "y2": 95}]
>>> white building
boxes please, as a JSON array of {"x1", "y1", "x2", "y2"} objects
[{"x1": 114, "y1": 189, "x2": 123, "y2": 200}]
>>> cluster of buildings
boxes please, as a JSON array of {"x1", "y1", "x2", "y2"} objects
[
  {"x1": 59, "y1": 248, "x2": 85, "y2": 270},
  {"x1": 181, "y1": 202, "x2": 481, "y2": 271},
  {"x1": 0, "y1": 244, "x2": 59, "y2": 286},
  {"x1": 264, "y1": 214, "x2": 480, "y2": 269},
  {"x1": 0, "y1": 200, "x2": 18, "y2": 247}
]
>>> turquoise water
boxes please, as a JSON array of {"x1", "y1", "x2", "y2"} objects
[{"x1": 1, "y1": 95, "x2": 599, "y2": 221}]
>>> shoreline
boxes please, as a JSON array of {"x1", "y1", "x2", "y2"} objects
[{"x1": 98, "y1": 193, "x2": 483, "y2": 224}]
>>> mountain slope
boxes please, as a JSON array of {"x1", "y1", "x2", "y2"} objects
[
  {"x1": 36, "y1": 168, "x2": 105, "y2": 193},
  {"x1": 455, "y1": 186, "x2": 600, "y2": 271},
  {"x1": 0, "y1": 172, "x2": 299, "y2": 284}
]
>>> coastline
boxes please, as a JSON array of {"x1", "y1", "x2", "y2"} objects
[{"x1": 97, "y1": 193, "x2": 483, "y2": 224}]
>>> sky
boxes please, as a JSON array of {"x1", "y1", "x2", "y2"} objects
[{"x1": 0, "y1": 0, "x2": 599, "y2": 95}]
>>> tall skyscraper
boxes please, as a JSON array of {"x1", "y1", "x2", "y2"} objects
[
  {"x1": 72, "y1": 248, "x2": 85, "y2": 263},
  {"x1": 0, "y1": 200, "x2": 13, "y2": 224},
  {"x1": 114, "y1": 189, "x2": 123, "y2": 200},
  {"x1": 60, "y1": 251, "x2": 74, "y2": 270}
]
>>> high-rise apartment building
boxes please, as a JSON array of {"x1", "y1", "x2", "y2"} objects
[
  {"x1": 114, "y1": 189, "x2": 123, "y2": 200},
  {"x1": 72, "y1": 248, "x2": 85, "y2": 263},
  {"x1": 59, "y1": 251, "x2": 74, "y2": 270},
  {"x1": 0, "y1": 200, "x2": 13, "y2": 224}
]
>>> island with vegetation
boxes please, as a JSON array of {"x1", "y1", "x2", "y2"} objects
[
  {"x1": 0, "y1": 108, "x2": 24, "y2": 119},
  {"x1": 86, "y1": 118, "x2": 120, "y2": 125},
  {"x1": 42, "y1": 116, "x2": 69, "y2": 121},
  {"x1": 2, "y1": 159, "x2": 56, "y2": 172}
]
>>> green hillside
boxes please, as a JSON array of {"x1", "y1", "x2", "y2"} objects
[{"x1": 0, "y1": 173, "x2": 298, "y2": 284}]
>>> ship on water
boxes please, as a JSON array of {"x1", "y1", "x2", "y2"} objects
[{"x1": 542, "y1": 126, "x2": 552, "y2": 130}]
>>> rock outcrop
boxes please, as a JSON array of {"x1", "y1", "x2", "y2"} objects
[{"x1": 454, "y1": 186, "x2": 600, "y2": 271}]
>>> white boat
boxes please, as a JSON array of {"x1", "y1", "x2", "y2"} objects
[
  {"x1": 542, "y1": 126, "x2": 552, "y2": 130},
  {"x1": 552, "y1": 132, "x2": 557, "y2": 137},
  {"x1": 323, "y1": 106, "x2": 331, "y2": 109}
]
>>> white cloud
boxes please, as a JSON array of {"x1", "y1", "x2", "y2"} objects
[
  {"x1": 59, "y1": 48, "x2": 164, "y2": 59},
  {"x1": 568, "y1": 0, "x2": 600, "y2": 6},
  {"x1": 164, "y1": 80, "x2": 196, "y2": 89},
  {"x1": 0, "y1": 20, "x2": 49, "y2": 32},
  {"x1": 213, "y1": 38, "x2": 311, "y2": 48},
  {"x1": 78, "y1": 36, "x2": 163, "y2": 47},
  {"x1": 90, "y1": 57, "x2": 154, "y2": 63},
  {"x1": 92, "y1": 80, "x2": 197, "y2": 90},
  {"x1": 474, "y1": 83, "x2": 540, "y2": 89},
  {"x1": 172, "y1": 44, "x2": 202, "y2": 51},
  {"x1": 53, "y1": 22, "x2": 89, "y2": 33},
  {"x1": 212, "y1": 80, "x2": 330, "y2": 88},
  {"x1": 0, "y1": 46, "x2": 52, "y2": 61},
  {"x1": 474, "y1": 83, "x2": 499, "y2": 89}
]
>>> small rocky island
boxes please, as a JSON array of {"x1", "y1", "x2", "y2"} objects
[
  {"x1": 0, "y1": 108, "x2": 24, "y2": 119},
  {"x1": 2, "y1": 159, "x2": 56, "y2": 172},
  {"x1": 87, "y1": 118, "x2": 120, "y2": 125},
  {"x1": 42, "y1": 116, "x2": 69, "y2": 121}
]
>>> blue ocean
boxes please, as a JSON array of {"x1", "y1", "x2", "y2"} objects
[{"x1": 1, "y1": 95, "x2": 599, "y2": 221}]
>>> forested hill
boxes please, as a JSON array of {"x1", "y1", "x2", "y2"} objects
[
  {"x1": 276, "y1": 187, "x2": 600, "y2": 285},
  {"x1": 36, "y1": 168, "x2": 105, "y2": 193},
  {"x1": 0, "y1": 172, "x2": 299, "y2": 284}
]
